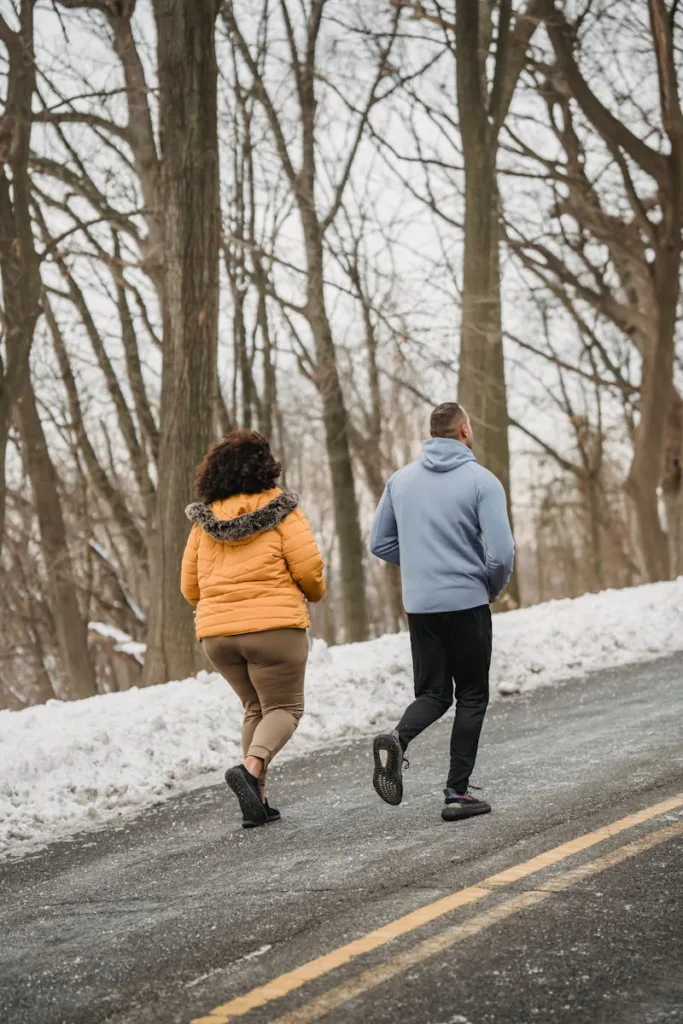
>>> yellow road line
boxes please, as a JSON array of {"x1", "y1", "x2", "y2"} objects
[
  {"x1": 190, "y1": 885, "x2": 491, "y2": 1023},
  {"x1": 191, "y1": 793, "x2": 683, "y2": 1024},
  {"x1": 268, "y1": 819, "x2": 683, "y2": 1024},
  {"x1": 481, "y1": 794, "x2": 683, "y2": 886},
  {"x1": 537, "y1": 820, "x2": 683, "y2": 893},
  {"x1": 269, "y1": 892, "x2": 553, "y2": 1024}
]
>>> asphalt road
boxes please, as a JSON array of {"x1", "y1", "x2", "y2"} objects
[{"x1": 1, "y1": 653, "x2": 682, "y2": 1024}]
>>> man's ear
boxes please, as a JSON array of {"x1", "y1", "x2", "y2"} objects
[{"x1": 429, "y1": 430, "x2": 435, "y2": 438}]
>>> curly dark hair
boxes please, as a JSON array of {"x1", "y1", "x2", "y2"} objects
[{"x1": 195, "y1": 430, "x2": 282, "y2": 503}]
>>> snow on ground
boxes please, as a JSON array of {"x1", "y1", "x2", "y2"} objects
[{"x1": 2, "y1": 579, "x2": 682, "y2": 859}]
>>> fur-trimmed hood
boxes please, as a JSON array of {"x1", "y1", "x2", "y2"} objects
[{"x1": 185, "y1": 489, "x2": 299, "y2": 543}]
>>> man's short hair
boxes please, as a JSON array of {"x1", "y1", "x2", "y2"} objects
[{"x1": 430, "y1": 402, "x2": 466, "y2": 438}]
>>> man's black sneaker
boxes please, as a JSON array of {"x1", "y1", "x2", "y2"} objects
[
  {"x1": 372, "y1": 729, "x2": 407, "y2": 806},
  {"x1": 441, "y1": 789, "x2": 491, "y2": 821},
  {"x1": 242, "y1": 800, "x2": 281, "y2": 830},
  {"x1": 225, "y1": 764, "x2": 267, "y2": 825}
]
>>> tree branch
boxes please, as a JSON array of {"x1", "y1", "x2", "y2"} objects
[
  {"x1": 489, "y1": 0, "x2": 512, "y2": 133},
  {"x1": 43, "y1": 290, "x2": 147, "y2": 561},
  {"x1": 321, "y1": 10, "x2": 400, "y2": 233},
  {"x1": 222, "y1": 3, "x2": 299, "y2": 191},
  {"x1": 390, "y1": 0, "x2": 455, "y2": 32},
  {"x1": 0, "y1": 12, "x2": 18, "y2": 51},
  {"x1": 278, "y1": 0, "x2": 304, "y2": 103},
  {"x1": 34, "y1": 109, "x2": 129, "y2": 140},
  {"x1": 649, "y1": 0, "x2": 683, "y2": 156},
  {"x1": 498, "y1": 0, "x2": 545, "y2": 121},
  {"x1": 55, "y1": 0, "x2": 126, "y2": 14},
  {"x1": 539, "y1": 0, "x2": 668, "y2": 186},
  {"x1": 505, "y1": 330, "x2": 637, "y2": 395},
  {"x1": 509, "y1": 416, "x2": 580, "y2": 476}
]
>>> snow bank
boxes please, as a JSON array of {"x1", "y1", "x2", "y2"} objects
[{"x1": 2, "y1": 579, "x2": 682, "y2": 858}]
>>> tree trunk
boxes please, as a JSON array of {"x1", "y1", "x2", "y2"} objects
[
  {"x1": 585, "y1": 475, "x2": 604, "y2": 590},
  {"x1": 0, "y1": 2, "x2": 39, "y2": 551},
  {"x1": 215, "y1": 375, "x2": 233, "y2": 437},
  {"x1": 303, "y1": 228, "x2": 368, "y2": 643},
  {"x1": 315, "y1": 317, "x2": 369, "y2": 643},
  {"x1": 487, "y1": 201, "x2": 520, "y2": 604},
  {"x1": 626, "y1": 473, "x2": 669, "y2": 582},
  {"x1": 455, "y1": 3, "x2": 518, "y2": 601},
  {"x1": 234, "y1": 286, "x2": 253, "y2": 427},
  {"x1": 144, "y1": 0, "x2": 221, "y2": 685},
  {"x1": 254, "y1": 263, "x2": 276, "y2": 439},
  {"x1": 625, "y1": 2, "x2": 683, "y2": 582},
  {"x1": 321, "y1": 551, "x2": 337, "y2": 646},
  {"x1": 627, "y1": 354, "x2": 674, "y2": 582},
  {"x1": 664, "y1": 487, "x2": 683, "y2": 578},
  {"x1": 455, "y1": 0, "x2": 496, "y2": 438},
  {"x1": 663, "y1": 386, "x2": 683, "y2": 576},
  {"x1": 15, "y1": 376, "x2": 97, "y2": 698},
  {"x1": 383, "y1": 564, "x2": 405, "y2": 634},
  {"x1": 457, "y1": 126, "x2": 519, "y2": 608},
  {"x1": 626, "y1": 230, "x2": 679, "y2": 582},
  {"x1": 457, "y1": 151, "x2": 496, "y2": 447}
]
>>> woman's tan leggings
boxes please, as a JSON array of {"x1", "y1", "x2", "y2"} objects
[{"x1": 203, "y1": 628, "x2": 308, "y2": 777}]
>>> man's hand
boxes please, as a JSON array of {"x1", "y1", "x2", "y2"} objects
[{"x1": 489, "y1": 595, "x2": 498, "y2": 604}]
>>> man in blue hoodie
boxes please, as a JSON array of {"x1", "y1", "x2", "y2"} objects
[{"x1": 369, "y1": 402, "x2": 515, "y2": 821}]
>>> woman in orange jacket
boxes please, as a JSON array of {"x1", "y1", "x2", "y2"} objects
[{"x1": 181, "y1": 430, "x2": 326, "y2": 828}]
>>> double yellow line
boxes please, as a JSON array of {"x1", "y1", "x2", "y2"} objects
[{"x1": 192, "y1": 793, "x2": 683, "y2": 1024}]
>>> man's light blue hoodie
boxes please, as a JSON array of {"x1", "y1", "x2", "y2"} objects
[{"x1": 370, "y1": 438, "x2": 515, "y2": 614}]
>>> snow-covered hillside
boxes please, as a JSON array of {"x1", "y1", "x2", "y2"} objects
[{"x1": 2, "y1": 579, "x2": 682, "y2": 858}]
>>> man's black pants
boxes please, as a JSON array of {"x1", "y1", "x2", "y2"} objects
[{"x1": 396, "y1": 605, "x2": 492, "y2": 794}]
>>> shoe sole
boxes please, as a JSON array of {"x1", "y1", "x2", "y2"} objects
[
  {"x1": 242, "y1": 812, "x2": 281, "y2": 830},
  {"x1": 372, "y1": 733, "x2": 403, "y2": 806},
  {"x1": 225, "y1": 767, "x2": 267, "y2": 825},
  {"x1": 441, "y1": 803, "x2": 491, "y2": 822}
]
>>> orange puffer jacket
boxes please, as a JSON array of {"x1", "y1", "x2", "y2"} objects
[{"x1": 180, "y1": 488, "x2": 326, "y2": 639}]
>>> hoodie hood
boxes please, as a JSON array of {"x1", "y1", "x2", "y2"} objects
[
  {"x1": 185, "y1": 489, "x2": 299, "y2": 543},
  {"x1": 420, "y1": 437, "x2": 476, "y2": 474}
]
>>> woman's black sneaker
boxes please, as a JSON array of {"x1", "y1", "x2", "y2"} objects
[
  {"x1": 242, "y1": 800, "x2": 281, "y2": 830},
  {"x1": 372, "y1": 730, "x2": 407, "y2": 806},
  {"x1": 225, "y1": 765, "x2": 267, "y2": 825},
  {"x1": 441, "y1": 789, "x2": 491, "y2": 821}
]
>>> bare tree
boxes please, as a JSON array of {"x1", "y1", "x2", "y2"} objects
[
  {"x1": 0, "y1": 2, "x2": 98, "y2": 697},
  {"x1": 222, "y1": 55, "x2": 283, "y2": 436},
  {"x1": 0, "y1": 1, "x2": 40, "y2": 549},
  {"x1": 15, "y1": 367, "x2": 98, "y2": 696},
  {"x1": 510, "y1": 0, "x2": 683, "y2": 580},
  {"x1": 451, "y1": 0, "x2": 541, "y2": 506},
  {"x1": 44, "y1": 0, "x2": 221, "y2": 683},
  {"x1": 223, "y1": 0, "x2": 405, "y2": 642},
  {"x1": 328, "y1": 214, "x2": 407, "y2": 631},
  {"x1": 384, "y1": 0, "x2": 546, "y2": 603},
  {"x1": 510, "y1": 306, "x2": 636, "y2": 593},
  {"x1": 143, "y1": 0, "x2": 221, "y2": 683}
]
